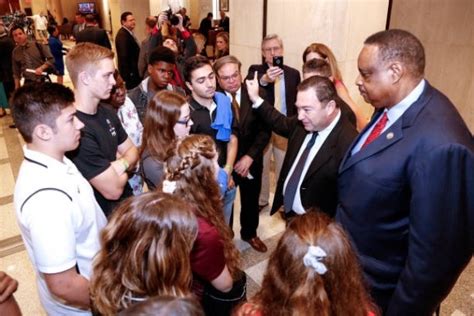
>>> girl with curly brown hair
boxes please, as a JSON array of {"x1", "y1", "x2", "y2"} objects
[
  {"x1": 90, "y1": 191, "x2": 198, "y2": 315},
  {"x1": 236, "y1": 211, "x2": 376, "y2": 316},
  {"x1": 165, "y1": 134, "x2": 245, "y2": 315}
]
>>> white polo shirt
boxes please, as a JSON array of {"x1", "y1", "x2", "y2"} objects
[{"x1": 14, "y1": 146, "x2": 107, "y2": 315}]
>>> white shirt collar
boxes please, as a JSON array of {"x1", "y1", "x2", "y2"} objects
[
  {"x1": 224, "y1": 87, "x2": 241, "y2": 101},
  {"x1": 318, "y1": 109, "x2": 341, "y2": 138},
  {"x1": 122, "y1": 25, "x2": 135, "y2": 36},
  {"x1": 386, "y1": 79, "x2": 425, "y2": 123},
  {"x1": 23, "y1": 146, "x2": 73, "y2": 173}
]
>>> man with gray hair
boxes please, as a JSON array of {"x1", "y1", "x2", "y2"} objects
[
  {"x1": 336, "y1": 29, "x2": 474, "y2": 314},
  {"x1": 246, "y1": 34, "x2": 301, "y2": 212},
  {"x1": 214, "y1": 55, "x2": 271, "y2": 252}
]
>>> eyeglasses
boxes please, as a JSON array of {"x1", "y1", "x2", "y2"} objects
[
  {"x1": 176, "y1": 117, "x2": 192, "y2": 127},
  {"x1": 219, "y1": 72, "x2": 240, "y2": 82},
  {"x1": 263, "y1": 46, "x2": 282, "y2": 53}
]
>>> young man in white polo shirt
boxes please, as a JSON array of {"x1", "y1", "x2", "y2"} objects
[{"x1": 12, "y1": 82, "x2": 107, "y2": 315}]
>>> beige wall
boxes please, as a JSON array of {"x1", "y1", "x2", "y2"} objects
[
  {"x1": 228, "y1": 0, "x2": 263, "y2": 77},
  {"x1": 390, "y1": 0, "x2": 474, "y2": 132},
  {"x1": 231, "y1": 0, "x2": 389, "y2": 121}
]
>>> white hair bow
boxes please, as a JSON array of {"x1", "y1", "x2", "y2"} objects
[
  {"x1": 162, "y1": 180, "x2": 177, "y2": 194},
  {"x1": 303, "y1": 245, "x2": 328, "y2": 275}
]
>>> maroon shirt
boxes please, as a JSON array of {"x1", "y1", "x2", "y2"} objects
[{"x1": 191, "y1": 216, "x2": 226, "y2": 298}]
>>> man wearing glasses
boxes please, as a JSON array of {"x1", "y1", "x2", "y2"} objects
[
  {"x1": 246, "y1": 34, "x2": 301, "y2": 214},
  {"x1": 214, "y1": 55, "x2": 271, "y2": 252}
]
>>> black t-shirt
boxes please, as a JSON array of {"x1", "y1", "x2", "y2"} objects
[
  {"x1": 189, "y1": 95, "x2": 239, "y2": 167},
  {"x1": 67, "y1": 105, "x2": 132, "y2": 217}
]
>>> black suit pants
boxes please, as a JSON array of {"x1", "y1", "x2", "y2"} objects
[{"x1": 235, "y1": 160, "x2": 263, "y2": 240}]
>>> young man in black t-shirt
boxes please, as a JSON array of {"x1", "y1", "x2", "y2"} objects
[{"x1": 66, "y1": 42, "x2": 139, "y2": 217}]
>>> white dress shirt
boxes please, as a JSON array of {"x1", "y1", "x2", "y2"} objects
[{"x1": 283, "y1": 110, "x2": 341, "y2": 214}]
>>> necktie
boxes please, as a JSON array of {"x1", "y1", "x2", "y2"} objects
[
  {"x1": 230, "y1": 92, "x2": 240, "y2": 122},
  {"x1": 274, "y1": 76, "x2": 281, "y2": 112},
  {"x1": 283, "y1": 132, "x2": 318, "y2": 213},
  {"x1": 362, "y1": 111, "x2": 388, "y2": 148}
]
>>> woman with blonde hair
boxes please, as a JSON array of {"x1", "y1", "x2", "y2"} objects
[
  {"x1": 165, "y1": 134, "x2": 245, "y2": 315},
  {"x1": 140, "y1": 90, "x2": 193, "y2": 190},
  {"x1": 90, "y1": 192, "x2": 198, "y2": 315},
  {"x1": 303, "y1": 43, "x2": 367, "y2": 130},
  {"x1": 215, "y1": 31, "x2": 229, "y2": 59},
  {"x1": 236, "y1": 211, "x2": 376, "y2": 316}
]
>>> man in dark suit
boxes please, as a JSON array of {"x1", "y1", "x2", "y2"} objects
[
  {"x1": 246, "y1": 34, "x2": 301, "y2": 211},
  {"x1": 214, "y1": 55, "x2": 271, "y2": 252},
  {"x1": 245, "y1": 72, "x2": 357, "y2": 219},
  {"x1": 115, "y1": 11, "x2": 141, "y2": 89},
  {"x1": 336, "y1": 29, "x2": 474, "y2": 315},
  {"x1": 76, "y1": 14, "x2": 111, "y2": 49},
  {"x1": 218, "y1": 10, "x2": 229, "y2": 32},
  {"x1": 198, "y1": 12, "x2": 213, "y2": 40}
]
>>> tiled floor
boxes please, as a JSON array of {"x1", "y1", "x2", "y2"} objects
[{"x1": 0, "y1": 61, "x2": 472, "y2": 315}]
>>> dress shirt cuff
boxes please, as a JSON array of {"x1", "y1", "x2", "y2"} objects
[
  {"x1": 259, "y1": 77, "x2": 269, "y2": 87},
  {"x1": 252, "y1": 97, "x2": 264, "y2": 109}
]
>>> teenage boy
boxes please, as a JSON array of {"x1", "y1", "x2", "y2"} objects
[
  {"x1": 13, "y1": 82, "x2": 107, "y2": 315},
  {"x1": 66, "y1": 42, "x2": 139, "y2": 217},
  {"x1": 184, "y1": 55, "x2": 238, "y2": 228}
]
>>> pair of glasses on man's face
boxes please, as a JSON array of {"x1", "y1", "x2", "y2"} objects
[{"x1": 176, "y1": 117, "x2": 192, "y2": 127}]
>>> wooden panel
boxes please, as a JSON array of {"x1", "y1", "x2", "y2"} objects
[{"x1": 390, "y1": 0, "x2": 474, "y2": 132}]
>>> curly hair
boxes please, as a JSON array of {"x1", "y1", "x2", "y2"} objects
[
  {"x1": 302, "y1": 43, "x2": 342, "y2": 81},
  {"x1": 249, "y1": 211, "x2": 375, "y2": 316},
  {"x1": 165, "y1": 134, "x2": 241, "y2": 278},
  {"x1": 139, "y1": 90, "x2": 187, "y2": 162},
  {"x1": 90, "y1": 192, "x2": 198, "y2": 315}
]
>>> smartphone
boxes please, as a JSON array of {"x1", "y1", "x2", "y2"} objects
[{"x1": 273, "y1": 56, "x2": 284, "y2": 68}]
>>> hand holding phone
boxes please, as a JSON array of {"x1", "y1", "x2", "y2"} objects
[{"x1": 273, "y1": 56, "x2": 284, "y2": 68}]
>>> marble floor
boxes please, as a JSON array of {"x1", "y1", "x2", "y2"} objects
[{"x1": 0, "y1": 74, "x2": 473, "y2": 315}]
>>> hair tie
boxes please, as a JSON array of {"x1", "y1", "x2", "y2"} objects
[
  {"x1": 162, "y1": 180, "x2": 177, "y2": 194},
  {"x1": 303, "y1": 245, "x2": 327, "y2": 275}
]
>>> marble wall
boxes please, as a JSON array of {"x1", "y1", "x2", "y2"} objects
[
  {"x1": 390, "y1": 0, "x2": 474, "y2": 132},
  {"x1": 230, "y1": 0, "x2": 390, "y2": 120}
]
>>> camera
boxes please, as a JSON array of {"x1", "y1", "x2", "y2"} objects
[{"x1": 166, "y1": 9, "x2": 180, "y2": 26}]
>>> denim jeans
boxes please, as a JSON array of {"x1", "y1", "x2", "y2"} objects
[{"x1": 222, "y1": 186, "x2": 237, "y2": 225}]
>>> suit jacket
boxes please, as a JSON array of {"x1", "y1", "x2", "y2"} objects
[
  {"x1": 0, "y1": 35, "x2": 15, "y2": 83},
  {"x1": 115, "y1": 27, "x2": 141, "y2": 89},
  {"x1": 232, "y1": 86, "x2": 271, "y2": 168},
  {"x1": 336, "y1": 81, "x2": 474, "y2": 315},
  {"x1": 76, "y1": 25, "x2": 111, "y2": 49},
  {"x1": 246, "y1": 63, "x2": 300, "y2": 117},
  {"x1": 255, "y1": 101, "x2": 357, "y2": 216}
]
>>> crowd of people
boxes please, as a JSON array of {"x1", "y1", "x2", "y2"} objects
[{"x1": 0, "y1": 4, "x2": 473, "y2": 316}]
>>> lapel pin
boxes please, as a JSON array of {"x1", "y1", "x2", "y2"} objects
[{"x1": 387, "y1": 132, "x2": 394, "y2": 140}]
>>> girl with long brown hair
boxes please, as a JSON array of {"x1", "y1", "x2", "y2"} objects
[
  {"x1": 302, "y1": 43, "x2": 367, "y2": 130},
  {"x1": 165, "y1": 134, "x2": 245, "y2": 315},
  {"x1": 215, "y1": 31, "x2": 229, "y2": 59},
  {"x1": 90, "y1": 191, "x2": 198, "y2": 315},
  {"x1": 236, "y1": 211, "x2": 376, "y2": 316},
  {"x1": 140, "y1": 90, "x2": 193, "y2": 190}
]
